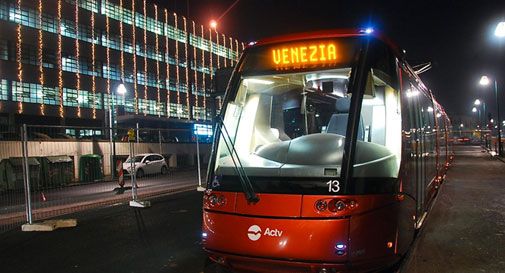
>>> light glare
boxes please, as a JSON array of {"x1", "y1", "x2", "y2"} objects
[
  {"x1": 495, "y1": 22, "x2": 505, "y2": 38},
  {"x1": 479, "y1": 76, "x2": 490, "y2": 86},
  {"x1": 245, "y1": 78, "x2": 274, "y2": 85},
  {"x1": 474, "y1": 99, "x2": 481, "y2": 106},
  {"x1": 210, "y1": 19, "x2": 217, "y2": 29},
  {"x1": 117, "y1": 83, "x2": 127, "y2": 95},
  {"x1": 472, "y1": 107, "x2": 477, "y2": 113}
]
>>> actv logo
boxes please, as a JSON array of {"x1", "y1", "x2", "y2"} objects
[{"x1": 247, "y1": 225, "x2": 283, "y2": 241}]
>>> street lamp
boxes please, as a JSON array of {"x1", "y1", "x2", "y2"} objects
[
  {"x1": 472, "y1": 107, "x2": 477, "y2": 113},
  {"x1": 210, "y1": 19, "x2": 217, "y2": 30},
  {"x1": 109, "y1": 83, "x2": 128, "y2": 179},
  {"x1": 480, "y1": 75, "x2": 502, "y2": 155},
  {"x1": 117, "y1": 83, "x2": 127, "y2": 95},
  {"x1": 474, "y1": 99, "x2": 481, "y2": 106},
  {"x1": 495, "y1": 21, "x2": 505, "y2": 38}
]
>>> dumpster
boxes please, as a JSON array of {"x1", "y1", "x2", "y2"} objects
[
  {"x1": 0, "y1": 157, "x2": 40, "y2": 190},
  {"x1": 0, "y1": 159, "x2": 7, "y2": 192},
  {"x1": 79, "y1": 154, "x2": 103, "y2": 182},
  {"x1": 39, "y1": 155, "x2": 73, "y2": 188}
]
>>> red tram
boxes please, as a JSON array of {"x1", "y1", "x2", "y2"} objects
[{"x1": 202, "y1": 29, "x2": 453, "y2": 273}]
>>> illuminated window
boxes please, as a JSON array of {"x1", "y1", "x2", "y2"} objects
[
  {"x1": 63, "y1": 88, "x2": 102, "y2": 109},
  {"x1": 192, "y1": 106, "x2": 209, "y2": 121},
  {"x1": 0, "y1": 39, "x2": 8, "y2": 61},
  {"x1": 0, "y1": 79, "x2": 8, "y2": 100},
  {"x1": 11, "y1": 81, "x2": 62, "y2": 106},
  {"x1": 65, "y1": 0, "x2": 99, "y2": 13},
  {"x1": 193, "y1": 123, "x2": 212, "y2": 136}
]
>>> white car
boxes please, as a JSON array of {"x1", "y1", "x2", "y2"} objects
[{"x1": 123, "y1": 153, "x2": 168, "y2": 178}]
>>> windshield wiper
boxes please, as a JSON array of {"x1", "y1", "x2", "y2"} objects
[{"x1": 216, "y1": 116, "x2": 259, "y2": 203}]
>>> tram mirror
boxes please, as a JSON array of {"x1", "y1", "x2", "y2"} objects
[
  {"x1": 364, "y1": 70, "x2": 376, "y2": 97},
  {"x1": 322, "y1": 81, "x2": 333, "y2": 93}
]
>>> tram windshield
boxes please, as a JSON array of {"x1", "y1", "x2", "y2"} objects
[{"x1": 211, "y1": 37, "x2": 401, "y2": 195}]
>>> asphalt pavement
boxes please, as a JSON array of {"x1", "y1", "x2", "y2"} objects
[
  {"x1": 402, "y1": 145, "x2": 505, "y2": 273},
  {"x1": 0, "y1": 145, "x2": 504, "y2": 273}
]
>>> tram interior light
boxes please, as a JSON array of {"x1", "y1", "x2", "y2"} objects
[
  {"x1": 244, "y1": 78, "x2": 274, "y2": 85},
  {"x1": 202, "y1": 232, "x2": 208, "y2": 238}
]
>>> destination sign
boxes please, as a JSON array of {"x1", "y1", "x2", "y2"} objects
[{"x1": 271, "y1": 43, "x2": 338, "y2": 66}]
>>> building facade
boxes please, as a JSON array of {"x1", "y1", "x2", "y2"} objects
[{"x1": 0, "y1": 0, "x2": 243, "y2": 135}]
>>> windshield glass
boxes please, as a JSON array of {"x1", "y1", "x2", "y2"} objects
[
  {"x1": 212, "y1": 68, "x2": 353, "y2": 193},
  {"x1": 126, "y1": 156, "x2": 144, "y2": 163}
]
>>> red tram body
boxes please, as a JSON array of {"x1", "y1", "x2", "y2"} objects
[{"x1": 202, "y1": 29, "x2": 453, "y2": 273}]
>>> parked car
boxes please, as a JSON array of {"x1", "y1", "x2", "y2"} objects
[{"x1": 122, "y1": 153, "x2": 168, "y2": 178}]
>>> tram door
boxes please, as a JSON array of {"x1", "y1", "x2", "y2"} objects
[{"x1": 404, "y1": 80, "x2": 426, "y2": 223}]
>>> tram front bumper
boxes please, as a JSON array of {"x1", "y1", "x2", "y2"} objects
[{"x1": 202, "y1": 210, "x2": 350, "y2": 265}]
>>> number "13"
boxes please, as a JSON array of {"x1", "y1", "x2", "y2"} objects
[{"x1": 326, "y1": 180, "x2": 340, "y2": 193}]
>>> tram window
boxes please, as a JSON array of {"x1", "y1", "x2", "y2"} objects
[{"x1": 353, "y1": 69, "x2": 402, "y2": 179}]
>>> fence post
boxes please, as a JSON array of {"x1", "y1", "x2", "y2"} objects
[
  {"x1": 128, "y1": 128, "x2": 150, "y2": 208},
  {"x1": 21, "y1": 124, "x2": 33, "y2": 224},
  {"x1": 196, "y1": 134, "x2": 205, "y2": 191}
]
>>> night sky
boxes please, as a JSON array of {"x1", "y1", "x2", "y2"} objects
[{"x1": 155, "y1": 0, "x2": 505, "y2": 120}]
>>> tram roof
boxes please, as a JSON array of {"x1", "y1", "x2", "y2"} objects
[{"x1": 252, "y1": 28, "x2": 400, "y2": 55}]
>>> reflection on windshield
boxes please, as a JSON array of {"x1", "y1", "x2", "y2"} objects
[{"x1": 215, "y1": 69, "x2": 352, "y2": 178}]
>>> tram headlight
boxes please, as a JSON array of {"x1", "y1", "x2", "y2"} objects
[
  {"x1": 335, "y1": 242, "x2": 347, "y2": 255},
  {"x1": 315, "y1": 200, "x2": 328, "y2": 211},
  {"x1": 328, "y1": 199, "x2": 347, "y2": 212},
  {"x1": 206, "y1": 193, "x2": 226, "y2": 207}
]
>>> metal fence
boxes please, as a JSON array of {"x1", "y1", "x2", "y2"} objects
[{"x1": 0, "y1": 124, "x2": 210, "y2": 233}]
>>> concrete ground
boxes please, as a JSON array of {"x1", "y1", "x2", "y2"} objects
[
  {"x1": 0, "y1": 145, "x2": 503, "y2": 273},
  {"x1": 402, "y1": 145, "x2": 505, "y2": 273}
]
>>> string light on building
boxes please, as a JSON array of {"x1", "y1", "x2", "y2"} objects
[
  {"x1": 119, "y1": 0, "x2": 125, "y2": 84},
  {"x1": 75, "y1": 0, "x2": 81, "y2": 118},
  {"x1": 222, "y1": 33, "x2": 227, "y2": 67},
  {"x1": 229, "y1": 37, "x2": 233, "y2": 66},
  {"x1": 216, "y1": 30, "x2": 220, "y2": 69},
  {"x1": 164, "y1": 9, "x2": 170, "y2": 117},
  {"x1": 183, "y1": 16, "x2": 190, "y2": 120},
  {"x1": 208, "y1": 28, "x2": 215, "y2": 112},
  {"x1": 143, "y1": 0, "x2": 148, "y2": 116},
  {"x1": 235, "y1": 39, "x2": 239, "y2": 63},
  {"x1": 201, "y1": 24, "x2": 206, "y2": 118},
  {"x1": 57, "y1": 0, "x2": 63, "y2": 118},
  {"x1": 154, "y1": 5, "x2": 161, "y2": 117},
  {"x1": 16, "y1": 0, "x2": 23, "y2": 114},
  {"x1": 221, "y1": 33, "x2": 228, "y2": 67},
  {"x1": 105, "y1": 0, "x2": 111, "y2": 116},
  {"x1": 91, "y1": 4, "x2": 96, "y2": 119},
  {"x1": 174, "y1": 13, "x2": 180, "y2": 118},
  {"x1": 38, "y1": 0, "x2": 44, "y2": 115},
  {"x1": 192, "y1": 20, "x2": 198, "y2": 120},
  {"x1": 132, "y1": 0, "x2": 138, "y2": 114},
  {"x1": 215, "y1": 31, "x2": 222, "y2": 111}
]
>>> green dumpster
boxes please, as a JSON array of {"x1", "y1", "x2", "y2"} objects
[
  {"x1": 0, "y1": 159, "x2": 7, "y2": 192},
  {"x1": 79, "y1": 154, "x2": 103, "y2": 182},
  {"x1": 0, "y1": 157, "x2": 40, "y2": 190},
  {"x1": 39, "y1": 155, "x2": 74, "y2": 188}
]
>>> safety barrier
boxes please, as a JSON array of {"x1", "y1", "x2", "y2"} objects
[{"x1": 0, "y1": 124, "x2": 210, "y2": 233}]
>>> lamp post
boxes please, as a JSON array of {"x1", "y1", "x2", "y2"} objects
[
  {"x1": 110, "y1": 83, "x2": 128, "y2": 179},
  {"x1": 474, "y1": 99, "x2": 485, "y2": 145},
  {"x1": 480, "y1": 76, "x2": 502, "y2": 155}
]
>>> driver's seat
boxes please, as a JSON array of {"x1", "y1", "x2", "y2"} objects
[{"x1": 326, "y1": 98, "x2": 365, "y2": 141}]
